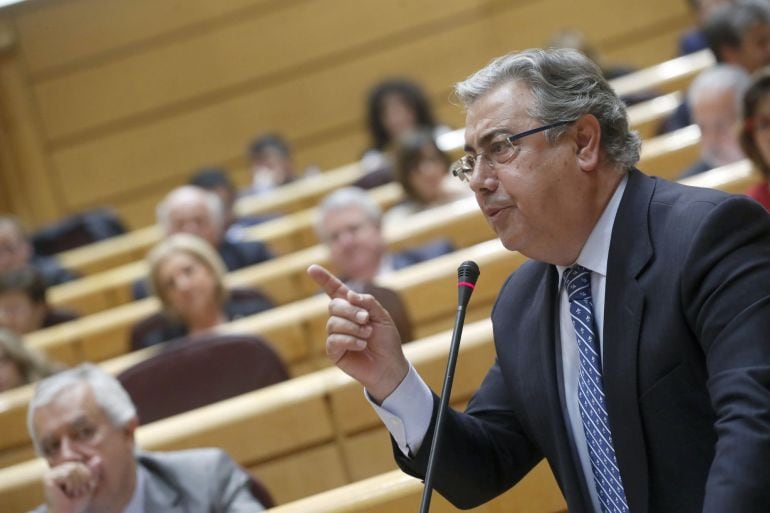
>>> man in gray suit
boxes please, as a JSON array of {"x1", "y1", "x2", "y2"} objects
[{"x1": 27, "y1": 364, "x2": 265, "y2": 513}]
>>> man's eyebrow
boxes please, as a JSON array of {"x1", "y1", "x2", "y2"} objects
[{"x1": 464, "y1": 128, "x2": 510, "y2": 153}]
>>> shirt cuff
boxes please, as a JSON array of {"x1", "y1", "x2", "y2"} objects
[{"x1": 365, "y1": 364, "x2": 433, "y2": 457}]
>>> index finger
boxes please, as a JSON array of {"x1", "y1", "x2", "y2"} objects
[{"x1": 307, "y1": 264, "x2": 351, "y2": 299}]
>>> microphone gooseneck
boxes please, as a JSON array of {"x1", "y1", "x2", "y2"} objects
[{"x1": 419, "y1": 261, "x2": 480, "y2": 513}]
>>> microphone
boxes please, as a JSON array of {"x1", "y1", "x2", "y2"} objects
[{"x1": 418, "y1": 261, "x2": 480, "y2": 513}]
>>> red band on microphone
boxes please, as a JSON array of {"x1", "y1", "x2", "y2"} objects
[{"x1": 458, "y1": 281, "x2": 476, "y2": 289}]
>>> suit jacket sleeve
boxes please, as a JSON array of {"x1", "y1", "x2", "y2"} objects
[
  {"x1": 681, "y1": 195, "x2": 770, "y2": 511},
  {"x1": 393, "y1": 358, "x2": 542, "y2": 509}
]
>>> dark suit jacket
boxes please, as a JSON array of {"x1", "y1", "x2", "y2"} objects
[
  {"x1": 395, "y1": 170, "x2": 770, "y2": 512},
  {"x1": 33, "y1": 448, "x2": 264, "y2": 512}
]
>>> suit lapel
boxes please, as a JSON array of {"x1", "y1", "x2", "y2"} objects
[
  {"x1": 602, "y1": 169, "x2": 654, "y2": 513},
  {"x1": 138, "y1": 454, "x2": 184, "y2": 512}
]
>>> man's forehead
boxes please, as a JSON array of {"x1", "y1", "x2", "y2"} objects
[
  {"x1": 35, "y1": 383, "x2": 102, "y2": 432},
  {"x1": 464, "y1": 81, "x2": 533, "y2": 149}
]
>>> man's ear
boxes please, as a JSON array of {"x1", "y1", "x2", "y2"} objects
[
  {"x1": 574, "y1": 114, "x2": 601, "y2": 172},
  {"x1": 124, "y1": 416, "x2": 139, "y2": 441}
]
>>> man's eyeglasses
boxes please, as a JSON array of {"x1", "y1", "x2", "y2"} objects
[{"x1": 449, "y1": 120, "x2": 574, "y2": 183}]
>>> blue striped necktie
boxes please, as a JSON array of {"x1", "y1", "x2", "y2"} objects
[{"x1": 563, "y1": 265, "x2": 629, "y2": 513}]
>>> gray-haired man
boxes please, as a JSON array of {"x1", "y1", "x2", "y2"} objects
[{"x1": 28, "y1": 364, "x2": 265, "y2": 513}]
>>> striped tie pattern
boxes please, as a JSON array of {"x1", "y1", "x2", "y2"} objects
[{"x1": 564, "y1": 265, "x2": 629, "y2": 513}]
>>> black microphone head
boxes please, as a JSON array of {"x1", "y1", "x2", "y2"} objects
[{"x1": 457, "y1": 260, "x2": 480, "y2": 286}]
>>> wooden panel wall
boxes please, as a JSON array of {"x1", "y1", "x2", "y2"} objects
[{"x1": 0, "y1": 0, "x2": 692, "y2": 229}]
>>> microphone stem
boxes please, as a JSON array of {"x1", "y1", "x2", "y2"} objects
[{"x1": 418, "y1": 301, "x2": 469, "y2": 513}]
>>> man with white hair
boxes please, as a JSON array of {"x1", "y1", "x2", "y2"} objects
[
  {"x1": 679, "y1": 64, "x2": 751, "y2": 178},
  {"x1": 134, "y1": 185, "x2": 273, "y2": 298},
  {"x1": 156, "y1": 185, "x2": 273, "y2": 271},
  {"x1": 27, "y1": 364, "x2": 266, "y2": 513}
]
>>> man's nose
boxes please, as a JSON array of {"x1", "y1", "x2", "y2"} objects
[{"x1": 469, "y1": 162, "x2": 498, "y2": 194}]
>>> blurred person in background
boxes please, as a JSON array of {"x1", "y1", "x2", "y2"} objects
[
  {"x1": 188, "y1": 168, "x2": 277, "y2": 242},
  {"x1": 383, "y1": 129, "x2": 470, "y2": 225},
  {"x1": 359, "y1": 78, "x2": 450, "y2": 187},
  {"x1": 133, "y1": 185, "x2": 273, "y2": 299},
  {"x1": 679, "y1": 64, "x2": 750, "y2": 178},
  {"x1": 243, "y1": 134, "x2": 297, "y2": 196},
  {"x1": 0, "y1": 267, "x2": 78, "y2": 335},
  {"x1": 131, "y1": 234, "x2": 274, "y2": 350},
  {"x1": 0, "y1": 216, "x2": 79, "y2": 288},
  {"x1": 680, "y1": 0, "x2": 735, "y2": 55}
]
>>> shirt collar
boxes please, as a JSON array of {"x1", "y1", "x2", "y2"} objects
[{"x1": 556, "y1": 173, "x2": 628, "y2": 281}]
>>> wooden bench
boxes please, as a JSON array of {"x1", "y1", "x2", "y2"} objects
[
  {"x1": 265, "y1": 465, "x2": 565, "y2": 513},
  {"x1": 49, "y1": 49, "x2": 713, "y2": 280}
]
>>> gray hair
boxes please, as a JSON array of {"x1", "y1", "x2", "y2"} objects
[
  {"x1": 314, "y1": 187, "x2": 382, "y2": 240},
  {"x1": 454, "y1": 48, "x2": 642, "y2": 171},
  {"x1": 27, "y1": 363, "x2": 137, "y2": 453},
  {"x1": 688, "y1": 64, "x2": 751, "y2": 114},
  {"x1": 156, "y1": 185, "x2": 225, "y2": 234}
]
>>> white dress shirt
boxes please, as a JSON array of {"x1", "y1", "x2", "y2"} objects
[{"x1": 369, "y1": 174, "x2": 629, "y2": 513}]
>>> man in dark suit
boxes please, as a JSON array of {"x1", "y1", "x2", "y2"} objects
[
  {"x1": 28, "y1": 363, "x2": 266, "y2": 513},
  {"x1": 309, "y1": 48, "x2": 770, "y2": 512}
]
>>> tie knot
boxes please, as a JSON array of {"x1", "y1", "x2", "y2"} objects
[{"x1": 564, "y1": 265, "x2": 592, "y2": 302}]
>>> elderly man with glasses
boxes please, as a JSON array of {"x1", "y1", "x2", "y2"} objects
[{"x1": 309, "y1": 47, "x2": 770, "y2": 513}]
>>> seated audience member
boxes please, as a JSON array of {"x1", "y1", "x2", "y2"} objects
[
  {"x1": 383, "y1": 129, "x2": 470, "y2": 225},
  {"x1": 0, "y1": 216, "x2": 79, "y2": 287},
  {"x1": 679, "y1": 0, "x2": 734, "y2": 55},
  {"x1": 314, "y1": 187, "x2": 456, "y2": 340},
  {"x1": 0, "y1": 328, "x2": 61, "y2": 393},
  {"x1": 0, "y1": 267, "x2": 78, "y2": 335},
  {"x1": 661, "y1": 0, "x2": 770, "y2": 133},
  {"x1": 739, "y1": 66, "x2": 770, "y2": 210},
  {"x1": 243, "y1": 134, "x2": 296, "y2": 197},
  {"x1": 27, "y1": 363, "x2": 266, "y2": 513},
  {"x1": 189, "y1": 168, "x2": 276, "y2": 242},
  {"x1": 134, "y1": 185, "x2": 273, "y2": 298},
  {"x1": 131, "y1": 234, "x2": 274, "y2": 350},
  {"x1": 359, "y1": 78, "x2": 450, "y2": 187},
  {"x1": 679, "y1": 64, "x2": 750, "y2": 178}
]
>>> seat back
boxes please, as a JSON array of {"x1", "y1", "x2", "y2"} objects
[
  {"x1": 31, "y1": 208, "x2": 127, "y2": 256},
  {"x1": 117, "y1": 333, "x2": 289, "y2": 424}
]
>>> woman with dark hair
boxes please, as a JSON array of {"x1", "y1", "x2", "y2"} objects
[
  {"x1": 739, "y1": 67, "x2": 770, "y2": 210},
  {"x1": 360, "y1": 79, "x2": 450, "y2": 183},
  {"x1": 384, "y1": 129, "x2": 470, "y2": 224},
  {"x1": 130, "y1": 234, "x2": 274, "y2": 350}
]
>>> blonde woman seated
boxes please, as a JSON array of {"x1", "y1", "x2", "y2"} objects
[
  {"x1": 130, "y1": 234, "x2": 274, "y2": 351},
  {"x1": 0, "y1": 328, "x2": 61, "y2": 392},
  {"x1": 383, "y1": 129, "x2": 471, "y2": 225}
]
